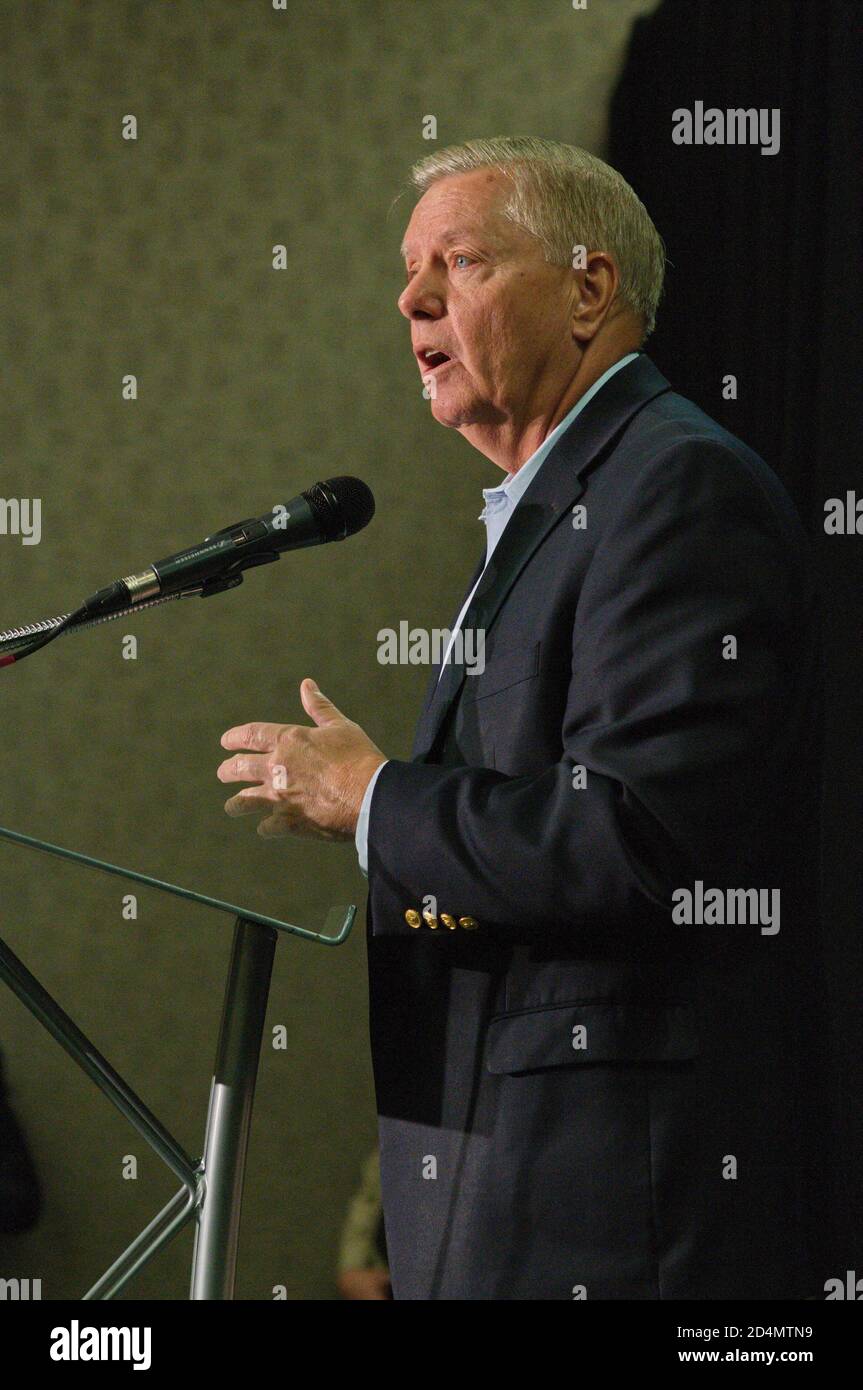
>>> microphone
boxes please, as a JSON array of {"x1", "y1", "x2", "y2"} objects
[{"x1": 82, "y1": 476, "x2": 375, "y2": 619}]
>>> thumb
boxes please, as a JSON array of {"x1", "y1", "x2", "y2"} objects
[{"x1": 300, "y1": 677, "x2": 346, "y2": 727}]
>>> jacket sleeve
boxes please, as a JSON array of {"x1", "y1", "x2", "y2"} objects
[{"x1": 367, "y1": 439, "x2": 809, "y2": 946}]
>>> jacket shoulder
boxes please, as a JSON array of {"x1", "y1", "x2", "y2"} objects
[{"x1": 616, "y1": 386, "x2": 807, "y2": 546}]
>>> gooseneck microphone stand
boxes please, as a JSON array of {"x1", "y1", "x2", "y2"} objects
[{"x1": 0, "y1": 589, "x2": 356, "y2": 1299}]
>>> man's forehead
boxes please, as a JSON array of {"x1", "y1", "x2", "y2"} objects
[{"x1": 400, "y1": 169, "x2": 511, "y2": 259}]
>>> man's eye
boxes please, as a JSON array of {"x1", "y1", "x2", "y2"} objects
[{"x1": 453, "y1": 254, "x2": 473, "y2": 269}]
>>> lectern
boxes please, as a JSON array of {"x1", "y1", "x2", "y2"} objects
[{"x1": 0, "y1": 823, "x2": 355, "y2": 1300}]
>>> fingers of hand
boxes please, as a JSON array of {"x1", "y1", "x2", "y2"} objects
[
  {"x1": 217, "y1": 753, "x2": 269, "y2": 785},
  {"x1": 257, "y1": 813, "x2": 295, "y2": 839},
  {"x1": 219, "y1": 732, "x2": 305, "y2": 821},
  {"x1": 220, "y1": 721, "x2": 286, "y2": 753},
  {"x1": 223, "y1": 789, "x2": 272, "y2": 818}
]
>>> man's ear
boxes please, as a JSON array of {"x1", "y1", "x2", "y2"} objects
[{"x1": 570, "y1": 251, "x2": 620, "y2": 344}]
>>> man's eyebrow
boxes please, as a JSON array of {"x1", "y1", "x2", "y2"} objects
[{"x1": 400, "y1": 228, "x2": 488, "y2": 260}]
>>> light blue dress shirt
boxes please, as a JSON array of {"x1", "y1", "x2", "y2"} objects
[{"x1": 355, "y1": 351, "x2": 640, "y2": 876}]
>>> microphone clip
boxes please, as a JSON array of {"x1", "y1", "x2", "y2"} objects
[{"x1": 198, "y1": 550, "x2": 280, "y2": 599}]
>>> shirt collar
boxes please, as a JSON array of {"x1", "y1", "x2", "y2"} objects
[{"x1": 479, "y1": 351, "x2": 640, "y2": 517}]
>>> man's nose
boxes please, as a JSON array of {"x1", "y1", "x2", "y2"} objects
[{"x1": 397, "y1": 270, "x2": 445, "y2": 320}]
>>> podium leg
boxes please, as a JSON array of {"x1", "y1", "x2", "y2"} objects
[{"x1": 190, "y1": 916, "x2": 277, "y2": 1300}]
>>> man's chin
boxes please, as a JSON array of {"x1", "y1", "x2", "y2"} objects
[
  {"x1": 429, "y1": 391, "x2": 483, "y2": 430},
  {"x1": 430, "y1": 403, "x2": 462, "y2": 428}
]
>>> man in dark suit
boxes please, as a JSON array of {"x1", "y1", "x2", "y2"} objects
[{"x1": 219, "y1": 138, "x2": 825, "y2": 1300}]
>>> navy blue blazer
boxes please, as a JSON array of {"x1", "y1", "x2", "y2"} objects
[{"x1": 366, "y1": 353, "x2": 826, "y2": 1299}]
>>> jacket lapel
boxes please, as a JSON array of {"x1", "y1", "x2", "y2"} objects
[
  {"x1": 411, "y1": 354, "x2": 672, "y2": 763},
  {"x1": 418, "y1": 549, "x2": 486, "y2": 716}
]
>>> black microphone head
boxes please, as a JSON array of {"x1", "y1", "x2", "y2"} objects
[{"x1": 303, "y1": 476, "x2": 375, "y2": 541}]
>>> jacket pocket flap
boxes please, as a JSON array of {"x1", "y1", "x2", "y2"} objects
[{"x1": 486, "y1": 1001, "x2": 699, "y2": 1074}]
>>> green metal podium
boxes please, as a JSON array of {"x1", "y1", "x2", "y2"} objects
[{"x1": 0, "y1": 823, "x2": 355, "y2": 1300}]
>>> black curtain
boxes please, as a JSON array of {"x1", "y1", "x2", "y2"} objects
[{"x1": 609, "y1": 0, "x2": 863, "y2": 1279}]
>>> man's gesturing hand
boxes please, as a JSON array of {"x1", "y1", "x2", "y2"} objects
[{"x1": 218, "y1": 678, "x2": 386, "y2": 841}]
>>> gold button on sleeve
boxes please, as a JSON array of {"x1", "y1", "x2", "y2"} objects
[
  {"x1": 458, "y1": 915, "x2": 479, "y2": 931},
  {"x1": 440, "y1": 913, "x2": 457, "y2": 931},
  {"x1": 422, "y1": 909, "x2": 438, "y2": 929},
  {"x1": 404, "y1": 909, "x2": 421, "y2": 928}
]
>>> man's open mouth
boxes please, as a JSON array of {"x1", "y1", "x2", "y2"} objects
[{"x1": 417, "y1": 349, "x2": 453, "y2": 371}]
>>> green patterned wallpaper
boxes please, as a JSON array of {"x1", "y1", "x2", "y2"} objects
[{"x1": 0, "y1": 0, "x2": 658, "y2": 1300}]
